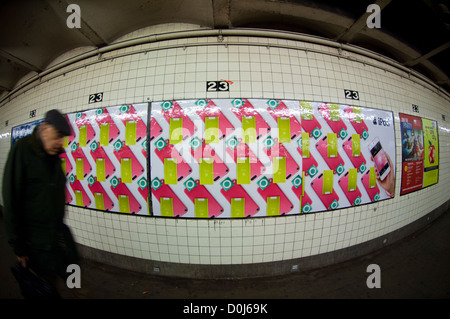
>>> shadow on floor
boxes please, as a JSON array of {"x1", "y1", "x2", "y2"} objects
[{"x1": 1, "y1": 209, "x2": 450, "y2": 300}]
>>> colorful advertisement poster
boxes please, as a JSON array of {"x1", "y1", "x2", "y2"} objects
[
  {"x1": 300, "y1": 102, "x2": 396, "y2": 213},
  {"x1": 399, "y1": 113, "x2": 424, "y2": 195},
  {"x1": 150, "y1": 99, "x2": 302, "y2": 218},
  {"x1": 8, "y1": 100, "x2": 399, "y2": 219},
  {"x1": 399, "y1": 113, "x2": 439, "y2": 195},
  {"x1": 422, "y1": 118, "x2": 439, "y2": 188},
  {"x1": 62, "y1": 103, "x2": 149, "y2": 215},
  {"x1": 150, "y1": 99, "x2": 396, "y2": 218}
]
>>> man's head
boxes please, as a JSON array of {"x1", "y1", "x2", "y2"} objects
[{"x1": 40, "y1": 109, "x2": 71, "y2": 155}]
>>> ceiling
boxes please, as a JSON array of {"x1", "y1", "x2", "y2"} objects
[{"x1": 1, "y1": 0, "x2": 449, "y2": 100}]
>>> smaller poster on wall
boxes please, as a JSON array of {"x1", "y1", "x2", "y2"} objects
[
  {"x1": 399, "y1": 113, "x2": 424, "y2": 194},
  {"x1": 399, "y1": 113, "x2": 439, "y2": 195},
  {"x1": 422, "y1": 118, "x2": 439, "y2": 187},
  {"x1": 10, "y1": 119, "x2": 44, "y2": 146}
]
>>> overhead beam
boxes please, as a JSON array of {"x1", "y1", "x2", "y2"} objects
[
  {"x1": 403, "y1": 41, "x2": 450, "y2": 67},
  {"x1": 437, "y1": 78, "x2": 450, "y2": 85},
  {"x1": 212, "y1": 0, "x2": 230, "y2": 29},
  {"x1": 0, "y1": 49, "x2": 42, "y2": 73},
  {"x1": 0, "y1": 84, "x2": 11, "y2": 92},
  {"x1": 335, "y1": 0, "x2": 392, "y2": 43}
]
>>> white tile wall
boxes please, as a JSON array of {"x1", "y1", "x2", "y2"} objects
[{"x1": 1, "y1": 24, "x2": 449, "y2": 267}]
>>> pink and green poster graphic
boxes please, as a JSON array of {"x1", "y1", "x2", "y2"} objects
[
  {"x1": 150, "y1": 99, "x2": 395, "y2": 218},
  {"x1": 62, "y1": 103, "x2": 149, "y2": 215}
]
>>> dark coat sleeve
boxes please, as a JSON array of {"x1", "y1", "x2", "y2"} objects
[{"x1": 2, "y1": 140, "x2": 27, "y2": 256}]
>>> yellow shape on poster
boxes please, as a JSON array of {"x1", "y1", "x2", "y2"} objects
[
  {"x1": 160, "y1": 197, "x2": 173, "y2": 217},
  {"x1": 76, "y1": 158, "x2": 84, "y2": 180},
  {"x1": 323, "y1": 170, "x2": 334, "y2": 195},
  {"x1": 95, "y1": 193, "x2": 104, "y2": 211},
  {"x1": 100, "y1": 123, "x2": 109, "y2": 146},
  {"x1": 121, "y1": 158, "x2": 132, "y2": 184},
  {"x1": 353, "y1": 106, "x2": 362, "y2": 123},
  {"x1": 267, "y1": 196, "x2": 280, "y2": 216},
  {"x1": 327, "y1": 133, "x2": 337, "y2": 158},
  {"x1": 199, "y1": 158, "x2": 214, "y2": 185},
  {"x1": 61, "y1": 158, "x2": 66, "y2": 175},
  {"x1": 302, "y1": 132, "x2": 310, "y2": 158},
  {"x1": 195, "y1": 198, "x2": 209, "y2": 218},
  {"x1": 79, "y1": 125, "x2": 87, "y2": 147},
  {"x1": 301, "y1": 101, "x2": 313, "y2": 120},
  {"x1": 63, "y1": 136, "x2": 69, "y2": 148},
  {"x1": 278, "y1": 117, "x2": 291, "y2": 143},
  {"x1": 348, "y1": 168, "x2": 357, "y2": 192},
  {"x1": 352, "y1": 134, "x2": 361, "y2": 157},
  {"x1": 125, "y1": 121, "x2": 136, "y2": 145},
  {"x1": 231, "y1": 198, "x2": 245, "y2": 218},
  {"x1": 164, "y1": 158, "x2": 178, "y2": 184},
  {"x1": 119, "y1": 195, "x2": 130, "y2": 213},
  {"x1": 169, "y1": 117, "x2": 183, "y2": 144},
  {"x1": 75, "y1": 190, "x2": 83, "y2": 207},
  {"x1": 242, "y1": 116, "x2": 256, "y2": 143},
  {"x1": 369, "y1": 167, "x2": 376, "y2": 188},
  {"x1": 205, "y1": 116, "x2": 219, "y2": 144},
  {"x1": 237, "y1": 157, "x2": 251, "y2": 184},
  {"x1": 273, "y1": 156, "x2": 286, "y2": 184},
  {"x1": 96, "y1": 158, "x2": 106, "y2": 182},
  {"x1": 329, "y1": 104, "x2": 340, "y2": 121}
]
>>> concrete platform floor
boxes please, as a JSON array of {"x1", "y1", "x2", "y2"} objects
[{"x1": 1, "y1": 209, "x2": 450, "y2": 300}]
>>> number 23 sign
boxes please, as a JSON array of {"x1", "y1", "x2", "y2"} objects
[{"x1": 206, "y1": 81, "x2": 231, "y2": 92}]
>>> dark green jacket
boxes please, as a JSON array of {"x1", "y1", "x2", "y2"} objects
[{"x1": 2, "y1": 126, "x2": 78, "y2": 277}]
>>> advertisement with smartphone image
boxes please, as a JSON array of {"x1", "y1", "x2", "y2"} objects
[
  {"x1": 150, "y1": 99, "x2": 397, "y2": 218},
  {"x1": 301, "y1": 103, "x2": 395, "y2": 214},
  {"x1": 9, "y1": 99, "x2": 399, "y2": 219}
]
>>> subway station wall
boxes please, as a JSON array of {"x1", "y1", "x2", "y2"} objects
[{"x1": 1, "y1": 24, "x2": 449, "y2": 268}]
